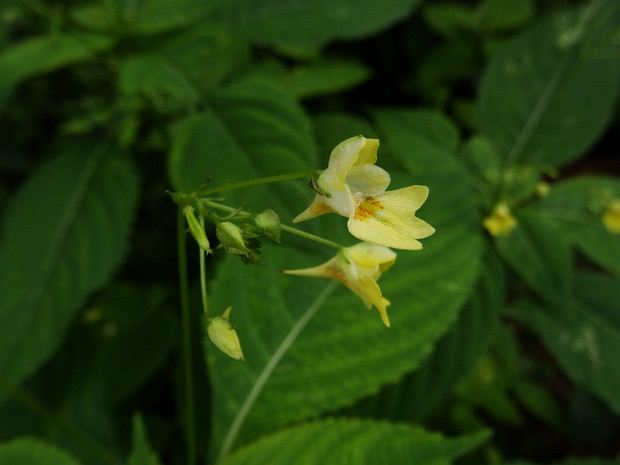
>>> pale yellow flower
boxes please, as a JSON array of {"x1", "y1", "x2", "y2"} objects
[
  {"x1": 602, "y1": 199, "x2": 620, "y2": 234},
  {"x1": 483, "y1": 203, "x2": 517, "y2": 236},
  {"x1": 293, "y1": 136, "x2": 435, "y2": 250},
  {"x1": 283, "y1": 242, "x2": 397, "y2": 327}
]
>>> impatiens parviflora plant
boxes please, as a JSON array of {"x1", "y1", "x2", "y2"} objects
[{"x1": 173, "y1": 135, "x2": 434, "y2": 359}]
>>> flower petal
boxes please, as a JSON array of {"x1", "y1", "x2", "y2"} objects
[
  {"x1": 347, "y1": 186, "x2": 435, "y2": 250},
  {"x1": 353, "y1": 137, "x2": 380, "y2": 166},
  {"x1": 347, "y1": 242, "x2": 397, "y2": 269},
  {"x1": 293, "y1": 194, "x2": 336, "y2": 223},
  {"x1": 359, "y1": 277, "x2": 391, "y2": 327},
  {"x1": 347, "y1": 164, "x2": 391, "y2": 196},
  {"x1": 322, "y1": 136, "x2": 366, "y2": 190}
]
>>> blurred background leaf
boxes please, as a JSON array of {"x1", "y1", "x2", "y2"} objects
[
  {"x1": 0, "y1": 139, "x2": 139, "y2": 403},
  {"x1": 476, "y1": 0, "x2": 620, "y2": 167},
  {"x1": 521, "y1": 272, "x2": 620, "y2": 415},
  {"x1": 0, "y1": 437, "x2": 81, "y2": 465},
  {"x1": 213, "y1": 0, "x2": 423, "y2": 51}
]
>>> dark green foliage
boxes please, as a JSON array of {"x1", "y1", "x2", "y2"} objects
[{"x1": 1, "y1": 0, "x2": 619, "y2": 464}]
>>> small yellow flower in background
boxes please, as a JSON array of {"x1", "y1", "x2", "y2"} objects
[
  {"x1": 293, "y1": 135, "x2": 435, "y2": 250},
  {"x1": 483, "y1": 203, "x2": 518, "y2": 236},
  {"x1": 602, "y1": 199, "x2": 620, "y2": 234},
  {"x1": 207, "y1": 307, "x2": 244, "y2": 360},
  {"x1": 535, "y1": 182, "x2": 551, "y2": 198},
  {"x1": 283, "y1": 242, "x2": 397, "y2": 327}
]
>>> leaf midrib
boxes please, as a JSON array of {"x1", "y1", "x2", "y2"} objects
[{"x1": 8, "y1": 147, "x2": 109, "y2": 367}]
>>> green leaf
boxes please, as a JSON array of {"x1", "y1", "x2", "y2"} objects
[
  {"x1": 524, "y1": 272, "x2": 620, "y2": 415},
  {"x1": 127, "y1": 415, "x2": 163, "y2": 465},
  {"x1": 353, "y1": 244, "x2": 503, "y2": 422},
  {"x1": 126, "y1": 0, "x2": 216, "y2": 34},
  {"x1": 534, "y1": 176, "x2": 620, "y2": 278},
  {"x1": 493, "y1": 208, "x2": 572, "y2": 305},
  {"x1": 460, "y1": 136, "x2": 502, "y2": 206},
  {"x1": 207, "y1": 108, "x2": 482, "y2": 460},
  {"x1": 513, "y1": 380, "x2": 566, "y2": 432},
  {"x1": 221, "y1": 419, "x2": 489, "y2": 465},
  {"x1": 422, "y1": 4, "x2": 476, "y2": 39},
  {"x1": 0, "y1": 141, "x2": 139, "y2": 400},
  {"x1": 477, "y1": 0, "x2": 534, "y2": 32},
  {"x1": 0, "y1": 437, "x2": 81, "y2": 465},
  {"x1": 168, "y1": 78, "x2": 316, "y2": 216},
  {"x1": 119, "y1": 27, "x2": 249, "y2": 101},
  {"x1": 0, "y1": 33, "x2": 113, "y2": 108},
  {"x1": 215, "y1": 0, "x2": 423, "y2": 50},
  {"x1": 279, "y1": 59, "x2": 371, "y2": 99},
  {"x1": 476, "y1": 1, "x2": 620, "y2": 167}
]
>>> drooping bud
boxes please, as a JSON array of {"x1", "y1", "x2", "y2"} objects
[
  {"x1": 184, "y1": 206, "x2": 211, "y2": 253},
  {"x1": 254, "y1": 209, "x2": 281, "y2": 243},
  {"x1": 207, "y1": 307, "x2": 244, "y2": 360},
  {"x1": 216, "y1": 221, "x2": 250, "y2": 256}
]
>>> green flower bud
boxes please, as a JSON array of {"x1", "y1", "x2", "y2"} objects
[
  {"x1": 255, "y1": 209, "x2": 281, "y2": 243},
  {"x1": 184, "y1": 206, "x2": 211, "y2": 253},
  {"x1": 207, "y1": 307, "x2": 244, "y2": 360},
  {"x1": 216, "y1": 221, "x2": 250, "y2": 256}
]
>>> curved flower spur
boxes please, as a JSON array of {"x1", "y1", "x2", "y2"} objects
[
  {"x1": 283, "y1": 242, "x2": 396, "y2": 326},
  {"x1": 293, "y1": 135, "x2": 435, "y2": 250}
]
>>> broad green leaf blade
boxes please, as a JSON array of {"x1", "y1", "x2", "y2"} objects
[
  {"x1": 128, "y1": 415, "x2": 164, "y2": 465},
  {"x1": 0, "y1": 437, "x2": 81, "y2": 465},
  {"x1": 125, "y1": 0, "x2": 216, "y2": 34},
  {"x1": 477, "y1": 0, "x2": 534, "y2": 32},
  {"x1": 493, "y1": 208, "x2": 572, "y2": 305},
  {"x1": 207, "y1": 108, "x2": 482, "y2": 459},
  {"x1": 460, "y1": 136, "x2": 503, "y2": 206},
  {"x1": 353, "y1": 244, "x2": 503, "y2": 422},
  {"x1": 279, "y1": 59, "x2": 370, "y2": 99},
  {"x1": 221, "y1": 419, "x2": 489, "y2": 465},
  {"x1": 215, "y1": 0, "x2": 423, "y2": 50},
  {"x1": 476, "y1": 1, "x2": 620, "y2": 167},
  {"x1": 118, "y1": 27, "x2": 249, "y2": 101},
  {"x1": 0, "y1": 142, "x2": 139, "y2": 399},
  {"x1": 168, "y1": 78, "x2": 316, "y2": 217},
  {"x1": 534, "y1": 176, "x2": 620, "y2": 279},
  {"x1": 524, "y1": 272, "x2": 620, "y2": 415},
  {"x1": 0, "y1": 33, "x2": 113, "y2": 108}
]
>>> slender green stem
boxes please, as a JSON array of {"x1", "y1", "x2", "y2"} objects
[
  {"x1": 198, "y1": 170, "x2": 315, "y2": 196},
  {"x1": 279, "y1": 224, "x2": 342, "y2": 249},
  {"x1": 201, "y1": 199, "x2": 343, "y2": 250},
  {"x1": 215, "y1": 281, "x2": 338, "y2": 464},
  {"x1": 177, "y1": 207, "x2": 196, "y2": 465},
  {"x1": 199, "y1": 215, "x2": 211, "y2": 320}
]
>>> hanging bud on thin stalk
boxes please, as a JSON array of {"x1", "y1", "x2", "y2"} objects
[{"x1": 207, "y1": 307, "x2": 244, "y2": 360}]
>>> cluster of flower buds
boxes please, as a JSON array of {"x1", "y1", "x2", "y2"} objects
[{"x1": 182, "y1": 135, "x2": 436, "y2": 359}]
